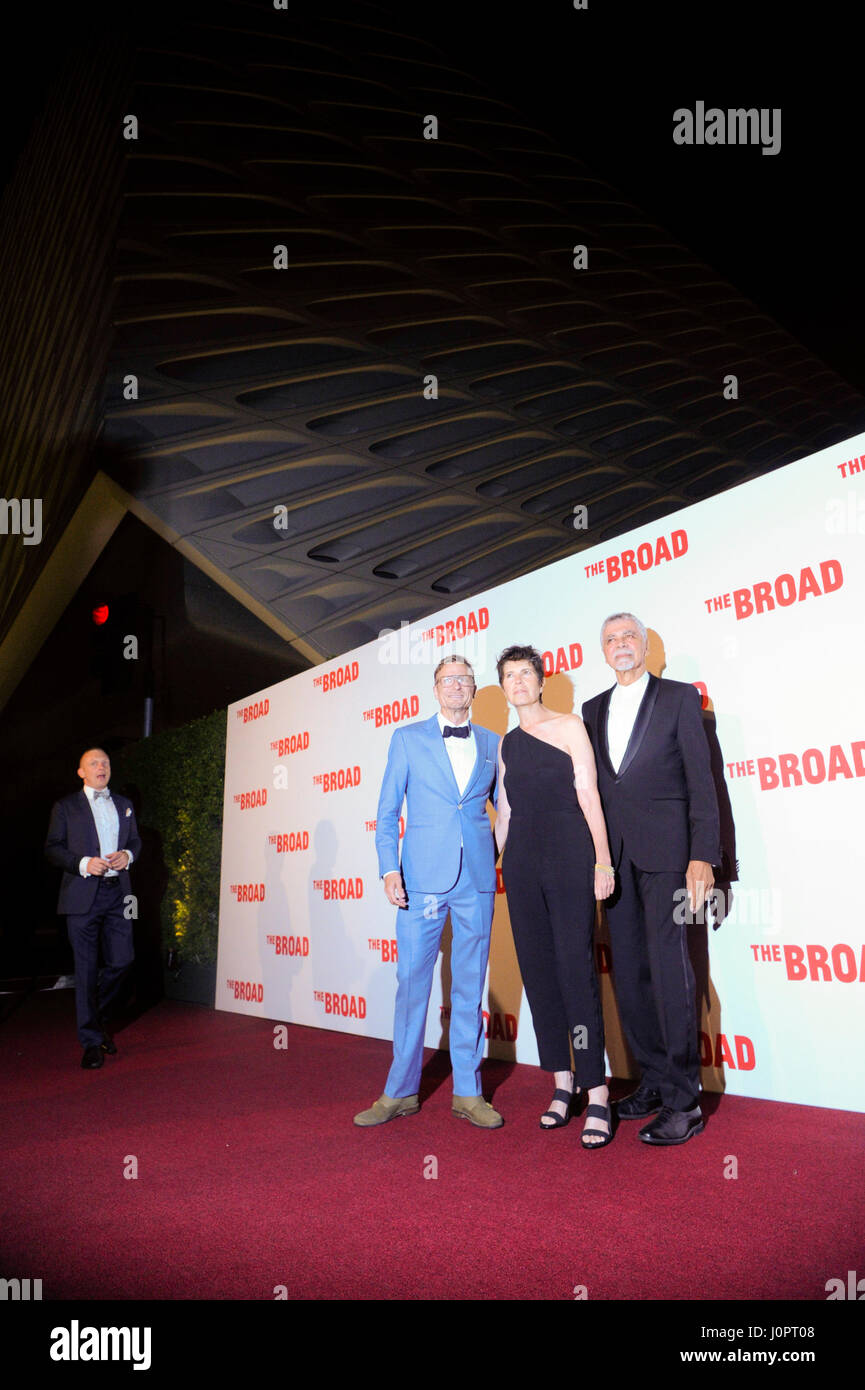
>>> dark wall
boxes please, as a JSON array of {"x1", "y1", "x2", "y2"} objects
[{"x1": 0, "y1": 512, "x2": 307, "y2": 976}]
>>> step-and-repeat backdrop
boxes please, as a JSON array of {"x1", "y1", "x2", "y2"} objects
[{"x1": 216, "y1": 432, "x2": 865, "y2": 1112}]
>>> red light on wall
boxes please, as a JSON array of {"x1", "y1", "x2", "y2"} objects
[{"x1": 92, "y1": 604, "x2": 110, "y2": 626}]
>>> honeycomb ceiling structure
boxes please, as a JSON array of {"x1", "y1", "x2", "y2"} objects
[{"x1": 103, "y1": 0, "x2": 865, "y2": 662}]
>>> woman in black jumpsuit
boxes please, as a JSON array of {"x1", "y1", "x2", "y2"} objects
[{"x1": 496, "y1": 645, "x2": 616, "y2": 1147}]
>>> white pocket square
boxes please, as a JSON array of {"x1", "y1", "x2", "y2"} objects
[{"x1": 125, "y1": 807, "x2": 132, "y2": 816}]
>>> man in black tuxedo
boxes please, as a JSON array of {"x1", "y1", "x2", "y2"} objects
[
  {"x1": 582, "y1": 614, "x2": 719, "y2": 1145},
  {"x1": 45, "y1": 748, "x2": 142, "y2": 1069}
]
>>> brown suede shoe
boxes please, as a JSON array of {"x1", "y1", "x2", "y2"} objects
[
  {"x1": 353, "y1": 1093, "x2": 420, "y2": 1127},
  {"x1": 452, "y1": 1094, "x2": 503, "y2": 1128}
]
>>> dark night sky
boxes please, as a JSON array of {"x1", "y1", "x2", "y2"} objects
[
  {"x1": 2, "y1": 0, "x2": 862, "y2": 393},
  {"x1": 450, "y1": 0, "x2": 863, "y2": 396}
]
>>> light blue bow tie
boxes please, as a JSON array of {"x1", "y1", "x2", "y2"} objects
[{"x1": 93, "y1": 788, "x2": 111, "y2": 799}]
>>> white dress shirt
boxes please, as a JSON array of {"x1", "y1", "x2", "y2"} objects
[
  {"x1": 437, "y1": 711, "x2": 476, "y2": 796},
  {"x1": 607, "y1": 671, "x2": 649, "y2": 773},
  {"x1": 78, "y1": 784, "x2": 133, "y2": 877}
]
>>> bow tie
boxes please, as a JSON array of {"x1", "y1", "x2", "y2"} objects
[
  {"x1": 442, "y1": 724, "x2": 470, "y2": 739},
  {"x1": 92, "y1": 788, "x2": 111, "y2": 799}
]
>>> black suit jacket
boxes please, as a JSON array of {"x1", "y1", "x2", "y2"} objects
[
  {"x1": 45, "y1": 790, "x2": 141, "y2": 914},
  {"x1": 582, "y1": 674, "x2": 720, "y2": 873}
]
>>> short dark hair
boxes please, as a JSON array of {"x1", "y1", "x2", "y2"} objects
[{"x1": 496, "y1": 645, "x2": 545, "y2": 686}]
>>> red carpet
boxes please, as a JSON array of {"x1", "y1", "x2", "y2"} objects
[{"x1": 2, "y1": 991, "x2": 863, "y2": 1301}]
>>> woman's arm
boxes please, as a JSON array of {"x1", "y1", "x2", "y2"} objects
[
  {"x1": 494, "y1": 737, "x2": 511, "y2": 854},
  {"x1": 567, "y1": 717, "x2": 615, "y2": 900}
]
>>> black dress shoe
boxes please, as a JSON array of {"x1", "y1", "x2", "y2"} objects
[
  {"x1": 616, "y1": 1085, "x2": 663, "y2": 1120},
  {"x1": 639, "y1": 1105, "x2": 704, "y2": 1145},
  {"x1": 81, "y1": 1046, "x2": 104, "y2": 1069},
  {"x1": 100, "y1": 1035, "x2": 117, "y2": 1055}
]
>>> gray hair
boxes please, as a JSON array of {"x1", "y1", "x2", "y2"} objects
[{"x1": 600, "y1": 612, "x2": 647, "y2": 646}]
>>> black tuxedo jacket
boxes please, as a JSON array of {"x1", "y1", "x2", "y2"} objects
[
  {"x1": 582, "y1": 674, "x2": 720, "y2": 873},
  {"x1": 45, "y1": 790, "x2": 141, "y2": 914}
]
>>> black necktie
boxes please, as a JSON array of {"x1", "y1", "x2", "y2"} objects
[{"x1": 442, "y1": 725, "x2": 470, "y2": 739}]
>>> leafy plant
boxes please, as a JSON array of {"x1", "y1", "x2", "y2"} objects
[{"x1": 114, "y1": 710, "x2": 226, "y2": 965}]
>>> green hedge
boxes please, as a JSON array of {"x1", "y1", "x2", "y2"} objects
[{"x1": 115, "y1": 710, "x2": 227, "y2": 965}]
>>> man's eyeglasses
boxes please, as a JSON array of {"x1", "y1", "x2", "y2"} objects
[{"x1": 437, "y1": 675, "x2": 474, "y2": 687}]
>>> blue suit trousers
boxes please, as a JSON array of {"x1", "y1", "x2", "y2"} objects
[{"x1": 385, "y1": 852, "x2": 495, "y2": 1098}]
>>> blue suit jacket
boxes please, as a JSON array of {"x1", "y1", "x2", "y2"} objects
[
  {"x1": 375, "y1": 715, "x2": 498, "y2": 895},
  {"x1": 45, "y1": 790, "x2": 141, "y2": 914}
]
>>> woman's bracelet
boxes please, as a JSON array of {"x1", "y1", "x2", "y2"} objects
[{"x1": 595, "y1": 863, "x2": 615, "y2": 875}]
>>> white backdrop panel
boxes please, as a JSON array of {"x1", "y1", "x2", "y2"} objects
[{"x1": 216, "y1": 432, "x2": 865, "y2": 1112}]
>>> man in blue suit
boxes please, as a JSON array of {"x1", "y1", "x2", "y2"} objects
[
  {"x1": 354, "y1": 655, "x2": 502, "y2": 1128},
  {"x1": 45, "y1": 748, "x2": 141, "y2": 1069}
]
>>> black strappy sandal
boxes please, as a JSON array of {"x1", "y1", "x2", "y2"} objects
[
  {"x1": 539, "y1": 1086, "x2": 578, "y2": 1129},
  {"x1": 581, "y1": 1100, "x2": 614, "y2": 1149}
]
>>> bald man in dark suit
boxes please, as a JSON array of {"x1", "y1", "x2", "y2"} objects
[{"x1": 45, "y1": 748, "x2": 141, "y2": 1069}]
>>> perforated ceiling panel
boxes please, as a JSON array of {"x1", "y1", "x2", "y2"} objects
[{"x1": 104, "y1": 0, "x2": 865, "y2": 660}]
